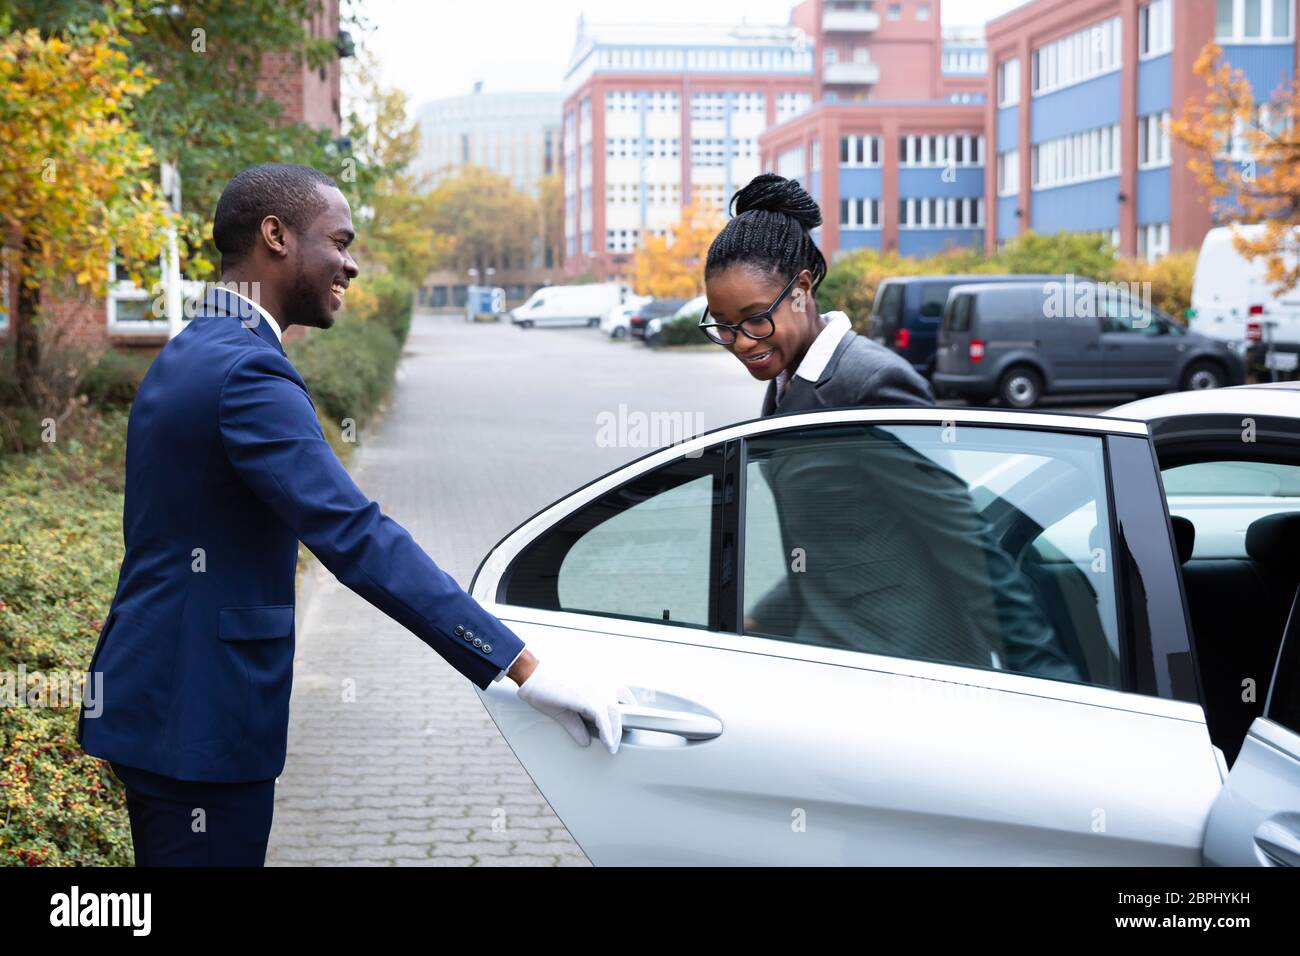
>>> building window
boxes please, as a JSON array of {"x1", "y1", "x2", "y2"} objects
[
  {"x1": 606, "y1": 229, "x2": 639, "y2": 254},
  {"x1": 917, "y1": 4, "x2": 931, "y2": 20},
  {"x1": 1216, "y1": 0, "x2": 1292, "y2": 40},
  {"x1": 777, "y1": 145, "x2": 805, "y2": 179},
  {"x1": 997, "y1": 58, "x2": 1021, "y2": 106},
  {"x1": 997, "y1": 149, "x2": 1020, "y2": 196},
  {"x1": 839, "y1": 197, "x2": 882, "y2": 229},
  {"x1": 1031, "y1": 123, "x2": 1122, "y2": 189},
  {"x1": 898, "y1": 197, "x2": 985, "y2": 229},
  {"x1": 1032, "y1": 17, "x2": 1122, "y2": 95},
  {"x1": 899, "y1": 134, "x2": 984, "y2": 167},
  {"x1": 690, "y1": 92, "x2": 727, "y2": 121},
  {"x1": 1137, "y1": 222, "x2": 1171, "y2": 261},
  {"x1": 887, "y1": 4, "x2": 902, "y2": 20},
  {"x1": 839, "y1": 134, "x2": 882, "y2": 167},
  {"x1": 1139, "y1": 0, "x2": 1174, "y2": 57},
  {"x1": 1138, "y1": 111, "x2": 1172, "y2": 167},
  {"x1": 777, "y1": 92, "x2": 812, "y2": 121},
  {"x1": 106, "y1": 250, "x2": 167, "y2": 333},
  {"x1": 690, "y1": 137, "x2": 727, "y2": 167}
]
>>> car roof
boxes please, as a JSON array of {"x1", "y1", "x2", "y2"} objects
[
  {"x1": 1104, "y1": 383, "x2": 1300, "y2": 422},
  {"x1": 881, "y1": 273, "x2": 1070, "y2": 286}
]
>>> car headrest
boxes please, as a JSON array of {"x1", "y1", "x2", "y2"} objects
[
  {"x1": 1169, "y1": 516, "x2": 1196, "y2": 564},
  {"x1": 1245, "y1": 511, "x2": 1300, "y2": 565}
]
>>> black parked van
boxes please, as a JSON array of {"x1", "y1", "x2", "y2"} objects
[
  {"x1": 933, "y1": 280, "x2": 1244, "y2": 408},
  {"x1": 868, "y1": 274, "x2": 1069, "y2": 378}
]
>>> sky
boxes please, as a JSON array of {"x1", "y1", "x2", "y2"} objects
[{"x1": 359, "y1": 0, "x2": 1028, "y2": 112}]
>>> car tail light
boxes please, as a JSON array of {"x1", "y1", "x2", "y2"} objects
[
  {"x1": 1246, "y1": 319, "x2": 1262, "y2": 342},
  {"x1": 893, "y1": 328, "x2": 911, "y2": 351},
  {"x1": 969, "y1": 339, "x2": 985, "y2": 362}
]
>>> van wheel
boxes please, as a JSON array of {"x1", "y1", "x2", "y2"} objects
[
  {"x1": 998, "y1": 366, "x2": 1042, "y2": 409},
  {"x1": 588, "y1": 318, "x2": 600, "y2": 328},
  {"x1": 519, "y1": 320, "x2": 533, "y2": 329},
  {"x1": 611, "y1": 327, "x2": 627, "y2": 340},
  {"x1": 1181, "y1": 361, "x2": 1224, "y2": 391}
]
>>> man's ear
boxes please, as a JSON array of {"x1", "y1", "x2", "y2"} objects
[{"x1": 259, "y1": 215, "x2": 290, "y2": 259}]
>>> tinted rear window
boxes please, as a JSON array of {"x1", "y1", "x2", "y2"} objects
[
  {"x1": 946, "y1": 294, "x2": 973, "y2": 332},
  {"x1": 919, "y1": 283, "x2": 956, "y2": 320}
]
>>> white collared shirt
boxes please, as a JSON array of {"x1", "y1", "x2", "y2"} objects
[
  {"x1": 222, "y1": 285, "x2": 283, "y2": 343},
  {"x1": 774, "y1": 311, "x2": 852, "y2": 405}
]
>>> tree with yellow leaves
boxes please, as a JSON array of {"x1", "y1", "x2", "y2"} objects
[
  {"x1": 1170, "y1": 41, "x2": 1300, "y2": 293},
  {"x1": 630, "y1": 202, "x2": 724, "y2": 299},
  {"x1": 0, "y1": 14, "x2": 174, "y2": 400}
]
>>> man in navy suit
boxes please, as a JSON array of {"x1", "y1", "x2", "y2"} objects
[{"x1": 78, "y1": 163, "x2": 630, "y2": 866}]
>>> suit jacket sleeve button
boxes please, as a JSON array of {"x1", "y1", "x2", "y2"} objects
[
  {"x1": 482, "y1": 643, "x2": 493, "y2": 654},
  {"x1": 472, "y1": 637, "x2": 483, "y2": 648},
  {"x1": 463, "y1": 630, "x2": 475, "y2": 642},
  {"x1": 454, "y1": 625, "x2": 465, "y2": 636}
]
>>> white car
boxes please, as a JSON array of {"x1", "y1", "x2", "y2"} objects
[
  {"x1": 600, "y1": 296, "x2": 653, "y2": 339},
  {"x1": 472, "y1": 395, "x2": 1300, "y2": 865}
]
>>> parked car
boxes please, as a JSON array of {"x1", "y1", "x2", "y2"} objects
[
  {"x1": 868, "y1": 274, "x2": 1069, "y2": 378},
  {"x1": 628, "y1": 298, "x2": 686, "y2": 340},
  {"x1": 511, "y1": 283, "x2": 630, "y2": 329},
  {"x1": 470, "y1": 397, "x2": 1300, "y2": 865},
  {"x1": 932, "y1": 280, "x2": 1244, "y2": 408},
  {"x1": 1189, "y1": 224, "x2": 1300, "y2": 376},
  {"x1": 600, "y1": 295, "x2": 653, "y2": 339}
]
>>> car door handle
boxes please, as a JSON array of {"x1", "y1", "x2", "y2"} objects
[
  {"x1": 617, "y1": 704, "x2": 723, "y2": 741},
  {"x1": 1254, "y1": 819, "x2": 1300, "y2": 867}
]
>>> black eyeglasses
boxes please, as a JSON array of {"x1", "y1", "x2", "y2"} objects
[{"x1": 698, "y1": 273, "x2": 800, "y2": 346}]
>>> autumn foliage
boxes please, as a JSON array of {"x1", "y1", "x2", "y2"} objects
[{"x1": 1170, "y1": 41, "x2": 1300, "y2": 293}]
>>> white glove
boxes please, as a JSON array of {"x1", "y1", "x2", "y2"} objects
[{"x1": 515, "y1": 661, "x2": 636, "y2": 755}]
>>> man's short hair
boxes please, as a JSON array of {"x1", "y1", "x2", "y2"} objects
[{"x1": 213, "y1": 163, "x2": 339, "y2": 268}]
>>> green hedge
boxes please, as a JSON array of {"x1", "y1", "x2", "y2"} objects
[
  {"x1": 0, "y1": 413, "x2": 133, "y2": 865},
  {"x1": 287, "y1": 316, "x2": 403, "y2": 429}
]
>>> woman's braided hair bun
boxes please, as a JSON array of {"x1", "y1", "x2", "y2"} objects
[{"x1": 731, "y1": 173, "x2": 823, "y2": 232}]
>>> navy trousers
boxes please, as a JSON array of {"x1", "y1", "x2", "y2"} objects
[{"x1": 111, "y1": 762, "x2": 276, "y2": 867}]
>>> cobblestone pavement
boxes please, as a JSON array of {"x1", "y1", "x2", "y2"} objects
[{"x1": 267, "y1": 312, "x2": 758, "y2": 865}]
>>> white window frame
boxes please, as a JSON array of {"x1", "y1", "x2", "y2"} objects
[
  {"x1": 1032, "y1": 123, "x2": 1122, "y2": 189},
  {"x1": 1139, "y1": 0, "x2": 1174, "y2": 58},
  {"x1": 106, "y1": 249, "x2": 168, "y2": 335},
  {"x1": 1032, "y1": 16, "x2": 1123, "y2": 96},
  {"x1": 1216, "y1": 0, "x2": 1295, "y2": 41}
]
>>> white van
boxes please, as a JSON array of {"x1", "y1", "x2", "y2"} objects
[
  {"x1": 1190, "y1": 225, "x2": 1300, "y2": 371},
  {"x1": 510, "y1": 283, "x2": 630, "y2": 328}
]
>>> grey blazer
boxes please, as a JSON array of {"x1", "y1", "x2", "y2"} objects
[
  {"x1": 750, "y1": 324, "x2": 1081, "y2": 682},
  {"x1": 761, "y1": 327, "x2": 936, "y2": 416}
]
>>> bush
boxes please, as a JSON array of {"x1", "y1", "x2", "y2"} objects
[
  {"x1": 819, "y1": 231, "x2": 1144, "y2": 331},
  {"x1": 0, "y1": 411, "x2": 134, "y2": 866},
  {"x1": 1109, "y1": 250, "x2": 1198, "y2": 322},
  {"x1": 288, "y1": 316, "x2": 402, "y2": 429},
  {"x1": 342, "y1": 271, "x2": 415, "y2": 345},
  {"x1": 77, "y1": 348, "x2": 155, "y2": 409},
  {"x1": 655, "y1": 314, "x2": 707, "y2": 346}
]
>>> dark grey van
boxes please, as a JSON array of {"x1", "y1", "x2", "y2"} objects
[
  {"x1": 933, "y1": 281, "x2": 1245, "y2": 408},
  {"x1": 868, "y1": 274, "x2": 1068, "y2": 378}
]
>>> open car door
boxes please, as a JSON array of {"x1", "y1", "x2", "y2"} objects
[{"x1": 1204, "y1": 595, "x2": 1300, "y2": 866}]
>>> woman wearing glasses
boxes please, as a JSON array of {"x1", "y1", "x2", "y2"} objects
[
  {"x1": 703, "y1": 175, "x2": 1072, "y2": 678},
  {"x1": 700, "y1": 173, "x2": 934, "y2": 414}
]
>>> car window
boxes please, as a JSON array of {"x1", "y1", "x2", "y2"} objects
[
  {"x1": 919, "y1": 283, "x2": 954, "y2": 320},
  {"x1": 1162, "y1": 460, "x2": 1300, "y2": 558},
  {"x1": 503, "y1": 447, "x2": 721, "y2": 627},
  {"x1": 1102, "y1": 294, "x2": 1162, "y2": 335},
  {"x1": 874, "y1": 283, "x2": 903, "y2": 329},
  {"x1": 945, "y1": 293, "x2": 972, "y2": 332},
  {"x1": 743, "y1": 424, "x2": 1121, "y2": 689},
  {"x1": 1267, "y1": 610, "x2": 1300, "y2": 736}
]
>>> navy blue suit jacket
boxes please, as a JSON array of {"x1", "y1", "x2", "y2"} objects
[{"x1": 78, "y1": 287, "x2": 524, "y2": 782}]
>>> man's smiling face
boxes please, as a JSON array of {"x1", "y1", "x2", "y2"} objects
[{"x1": 286, "y1": 184, "x2": 359, "y2": 330}]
